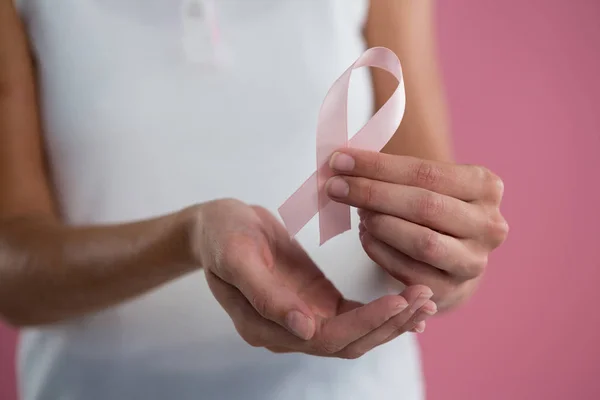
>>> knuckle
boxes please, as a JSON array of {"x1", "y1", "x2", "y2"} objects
[
  {"x1": 415, "y1": 230, "x2": 444, "y2": 263},
  {"x1": 413, "y1": 160, "x2": 441, "y2": 187},
  {"x1": 485, "y1": 213, "x2": 509, "y2": 247},
  {"x1": 414, "y1": 193, "x2": 445, "y2": 223},
  {"x1": 491, "y1": 175, "x2": 505, "y2": 200},
  {"x1": 372, "y1": 155, "x2": 388, "y2": 180},
  {"x1": 361, "y1": 153, "x2": 388, "y2": 180},
  {"x1": 474, "y1": 166, "x2": 503, "y2": 201},
  {"x1": 250, "y1": 290, "x2": 273, "y2": 319},
  {"x1": 486, "y1": 173, "x2": 504, "y2": 201},
  {"x1": 463, "y1": 254, "x2": 488, "y2": 279},
  {"x1": 473, "y1": 165, "x2": 491, "y2": 182},
  {"x1": 317, "y1": 338, "x2": 343, "y2": 355},
  {"x1": 476, "y1": 254, "x2": 489, "y2": 273},
  {"x1": 359, "y1": 178, "x2": 379, "y2": 207},
  {"x1": 353, "y1": 178, "x2": 387, "y2": 209}
]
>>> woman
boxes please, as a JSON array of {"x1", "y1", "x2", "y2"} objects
[{"x1": 0, "y1": 0, "x2": 508, "y2": 399}]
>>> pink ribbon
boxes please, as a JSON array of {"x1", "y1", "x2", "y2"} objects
[{"x1": 278, "y1": 47, "x2": 405, "y2": 245}]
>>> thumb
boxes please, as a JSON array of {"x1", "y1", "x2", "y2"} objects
[
  {"x1": 218, "y1": 234, "x2": 316, "y2": 340},
  {"x1": 244, "y1": 273, "x2": 316, "y2": 341}
]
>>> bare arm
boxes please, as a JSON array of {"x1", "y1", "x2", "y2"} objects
[
  {"x1": 365, "y1": 0, "x2": 454, "y2": 162},
  {"x1": 0, "y1": 0, "x2": 198, "y2": 327}
]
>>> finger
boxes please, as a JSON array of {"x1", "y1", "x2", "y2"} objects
[
  {"x1": 206, "y1": 270, "x2": 307, "y2": 348},
  {"x1": 360, "y1": 231, "x2": 448, "y2": 290},
  {"x1": 338, "y1": 287, "x2": 435, "y2": 358},
  {"x1": 214, "y1": 234, "x2": 316, "y2": 340},
  {"x1": 362, "y1": 289, "x2": 434, "y2": 342},
  {"x1": 361, "y1": 213, "x2": 486, "y2": 279},
  {"x1": 329, "y1": 149, "x2": 503, "y2": 202},
  {"x1": 381, "y1": 296, "x2": 437, "y2": 342},
  {"x1": 328, "y1": 176, "x2": 487, "y2": 238},
  {"x1": 410, "y1": 321, "x2": 426, "y2": 333},
  {"x1": 314, "y1": 295, "x2": 409, "y2": 355},
  {"x1": 265, "y1": 346, "x2": 295, "y2": 354},
  {"x1": 402, "y1": 296, "x2": 437, "y2": 335},
  {"x1": 382, "y1": 307, "x2": 432, "y2": 342}
]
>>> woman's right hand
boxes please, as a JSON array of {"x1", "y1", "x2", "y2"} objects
[{"x1": 190, "y1": 199, "x2": 437, "y2": 359}]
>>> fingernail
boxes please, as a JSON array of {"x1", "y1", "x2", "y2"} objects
[
  {"x1": 414, "y1": 322, "x2": 426, "y2": 333},
  {"x1": 409, "y1": 292, "x2": 433, "y2": 314},
  {"x1": 423, "y1": 302, "x2": 438, "y2": 317},
  {"x1": 330, "y1": 152, "x2": 355, "y2": 172},
  {"x1": 394, "y1": 299, "x2": 409, "y2": 313},
  {"x1": 326, "y1": 177, "x2": 349, "y2": 198},
  {"x1": 285, "y1": 311, "x2": 313, "y2": 340}
]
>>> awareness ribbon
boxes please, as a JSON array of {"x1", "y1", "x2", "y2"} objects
[{"x1": 278, "y1": 47, "x2": 406, "y2": 245}]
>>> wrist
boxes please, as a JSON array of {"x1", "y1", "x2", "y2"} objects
[{"x1": 177, "y1": 203, "x2": 206, "y2": 270}]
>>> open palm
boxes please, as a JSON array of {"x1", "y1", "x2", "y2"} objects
[{"x1": 197, "y1": 199, "x2": 435, "y2": 359}]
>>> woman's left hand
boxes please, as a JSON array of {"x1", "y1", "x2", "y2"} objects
[{"x1": 326, "y1": 149, "x2": 509, "y2": 311}]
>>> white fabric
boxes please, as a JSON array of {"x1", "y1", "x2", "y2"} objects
[{"x1": 14, "y1": 1, "x2": 424, "y2": 399}]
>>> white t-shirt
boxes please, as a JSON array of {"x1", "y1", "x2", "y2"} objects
[{"x1": 15, "y1": 1, "x2": 424, "y2": 399}]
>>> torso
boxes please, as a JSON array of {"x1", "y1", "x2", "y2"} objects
[{"x1": 15, "y1": 1, "x2": 423, "y2": 399}]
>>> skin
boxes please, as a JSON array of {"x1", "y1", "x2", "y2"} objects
[
  {"x1": 0, "y1": 0, "x2": 505, "y2": 360},
  {"x1": 326, "y1": 150, "x2": 507, "y2": 312},
  {"x1": 366, "y1": 0, "x2": 453, "y2": 162},
  {"x1": 353, "y1": 0, "x2": 508, "y2": 312}
]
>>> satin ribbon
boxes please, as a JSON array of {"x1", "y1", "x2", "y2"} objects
[{"x1": 278, "y1": 47, "x2": 406, "y2": 245}]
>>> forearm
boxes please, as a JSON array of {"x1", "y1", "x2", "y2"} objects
[
  {"x1": 0, "y1": 3, "x2": 202, "y2": 328},
  {"x1": 0, "y1": 208, "x2": 198, "y2": 327},
  {"x1": 365, "y1": 0, "x2": 454, "y2": 162}
]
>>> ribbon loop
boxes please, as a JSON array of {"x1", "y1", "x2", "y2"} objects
[{"x1": 278, "y1": 47, "x2": 405, "y2": 245}]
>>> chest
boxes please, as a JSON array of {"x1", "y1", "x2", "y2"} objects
[{"x1": 18, "y1": 0, "x2": 373, "y2": 223}]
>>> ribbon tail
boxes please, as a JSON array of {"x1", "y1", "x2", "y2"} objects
[
  {"x1": 278, "y1": 172, "x2": 319, "y2": 238},
  {"x1": 318, "y1": 201, "x2": 351, "y2": 245},
  {"x1": 278, "y1": 169, "x2": 352, "y2": 245}
]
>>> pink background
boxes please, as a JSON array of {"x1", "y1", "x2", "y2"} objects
[{"x1": 1, "y1": 0, "x2": 599, "y2": 399}]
